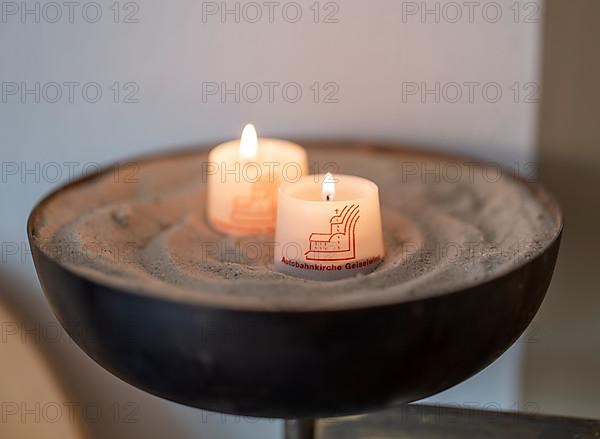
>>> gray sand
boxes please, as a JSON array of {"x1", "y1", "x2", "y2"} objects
[{"x1": 31, "y1": 144, "x2": 561, "y2": 311}]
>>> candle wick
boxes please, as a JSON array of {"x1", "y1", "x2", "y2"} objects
[{"x1": 326, "y1": 194, "x2": 331, "y2": 201}]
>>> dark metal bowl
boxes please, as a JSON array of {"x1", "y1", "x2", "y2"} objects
[{"x1": 27, "y1": 143, "x2": 562, "y2": 419}]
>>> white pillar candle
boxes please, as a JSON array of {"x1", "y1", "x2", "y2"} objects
[
  {"x1": 274, "y1": 173, "x2": 385, "y2": 281},
  {"x1": 206, "y1": 124, "x2": 308, "y2": 236}
]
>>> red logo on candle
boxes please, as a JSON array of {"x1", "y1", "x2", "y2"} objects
[
  {"x1": 228, "y1": 179, "x2": 277, "y2": 230},
  {"x1": 305, "y1": 204, "x2": 360, "y2": 261}
]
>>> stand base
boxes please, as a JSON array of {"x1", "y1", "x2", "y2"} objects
[{"x1": 285, "y1": 419, "x2": 315, "y2": 439}]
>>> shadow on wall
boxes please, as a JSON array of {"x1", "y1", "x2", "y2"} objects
[{"x1": 522, "y1": 0, "x2": 600, "y2": 419}]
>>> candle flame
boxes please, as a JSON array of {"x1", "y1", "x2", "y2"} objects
[
  {"x1": 239, "y1": 123, "x2": 258, "y2": 161},
  {"x1": 322, "y1": 172, "x2": 336, "y2": 201}
]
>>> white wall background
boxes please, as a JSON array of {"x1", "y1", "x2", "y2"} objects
[{"x1": 0, "y1": 1, "x2": 542, "y2": 437}]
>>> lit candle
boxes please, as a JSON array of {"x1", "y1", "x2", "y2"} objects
[
  {"x1": 274, "y1": 173, "x2": 385, "y2": 280},
  {"x1": 206, "y1": 124, "x2": 308, "y2": 235}
]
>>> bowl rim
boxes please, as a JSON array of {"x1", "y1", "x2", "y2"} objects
[{"x1": 27, "y1": 140, "x2": 564, "y2": 312}]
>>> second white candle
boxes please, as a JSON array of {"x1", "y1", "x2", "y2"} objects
[{"x1": 274, "y1": 173, "x2": 385, "y2": 281}]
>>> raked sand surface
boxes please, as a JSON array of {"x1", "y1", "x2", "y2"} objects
[{"x1": 30, "y1": 143, "x2": 561, "y2": 311}]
